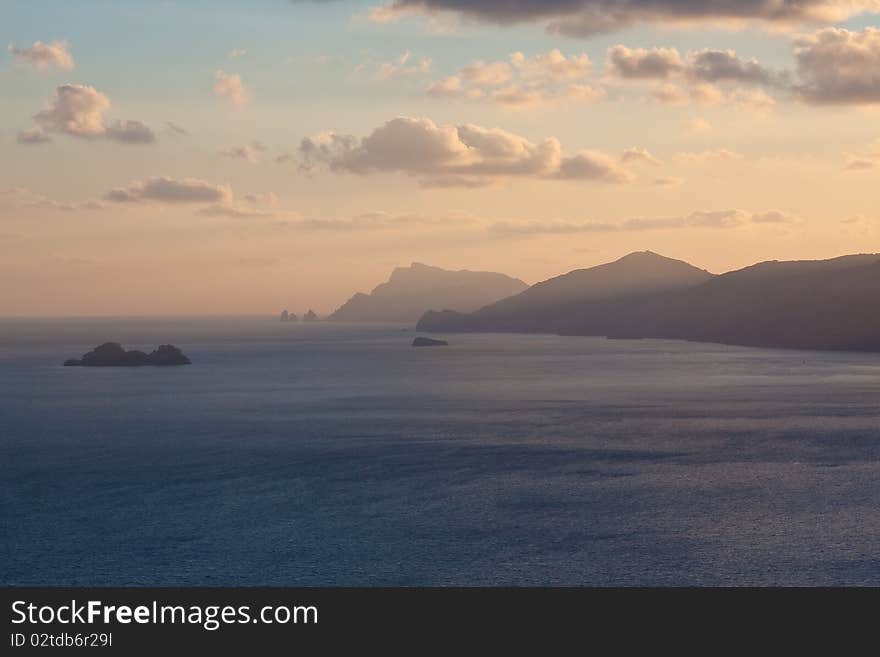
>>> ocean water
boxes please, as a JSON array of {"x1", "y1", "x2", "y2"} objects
[{"x1": 2, "y1": 317, "x2": 880, "y2": 586}]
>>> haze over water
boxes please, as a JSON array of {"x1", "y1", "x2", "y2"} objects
[{"x1": 3, "y1": 317, "x2": 880, "y2": 586}]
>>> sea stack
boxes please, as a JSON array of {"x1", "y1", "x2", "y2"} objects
[{"x1": 303, "y1": 309, "x2": 319, "y2": 322}]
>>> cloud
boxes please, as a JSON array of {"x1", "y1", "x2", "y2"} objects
[
  {"x1": 607, "y1": 45, "x2": 682, "y2": 79},
  {"x1": 650, "y1": 83, "x2": 689, "y2": 104},
  {"x1": 103, "y1": 177, "x2": 233, "y2": 204},
  {"x1": 228, "y1": 48, "x2": 247, "y2": 59},
  {"x1": 567, "y1": 83, "x2": 605, "y2": 102},
  {"x1": 460, "y1": 59, "x2": 512, "y2": 85},
  {"x1": 511, "y1": 49, "x2": 592, "y2": 79},
  {"x1": 686, "y1": 49, "x2": 777, "y2": 85},
  {"x1": 199, "y1": 190, "x2": 279, "y2": 217},
  {"x1": 34, "y1": 84, "x2": 109, "y2": 138},
  {"x1": 16, "y1": 127, "x2": 51, "y2": 144},
  {"x1": 370, "y1": 51, "x2": 432, "y2": 81},
  {"x1": 490, "y1": 209, "x2": 798, "y2": 236},
  {"x1": 222, "y1": 141, "x2": 268, "y2": 163},
  {"x1": 621, "y1": 147, "x2": 662, "y2": 166},
  {"x1": 8, "y1": 40, "x2": 74, "y2": 71},
  {"x1": 298, "y1": 116, "x2": 632, "y2": 186},
  {"x1": 214, "y1": 70, "x2": 249, "y2": 105},
  {"x1": 557, "y1": 151, "x2": 634, "y2": 182},
  {"x1": 0, "y1": 187, "x2": 106, "y2": 212},
  {"x1": 104, "y1": 120, "x2": 156, "y2": 144},
  {"x1": 688, "y1": 83, "x2": 725, "y2": 105},
  {"x1": 730, "y1": 88, "x2": 777, "y2": 111},
  {"x1": 28, "y1": 84, "x2": 155, "y2": 143},
  {"x1": 199, "y1": 204, "x2": 276, "y2": 218},
  {"x1": 750, "y1": 210, "x2": 799, "y2": 224},
  {"x1": 223, "y1": 145, "x2": 260, "y2": 163},
  {"x1": 374, "y1": 1, "x2": 880, "y2": 36},
  {"x1": 427, "y1": 49, "x2": 602, "y2": 107},
  {"x1": 243, "y1": 191, "x2": 279, "y2": 206},
  {"x1": 607, "y1": 44, "x2": 783, "y2": 111},
  {"x1": 427, "y1": 75, "x2": 464, "y2": 97},
  {"x1": 674, "y1": 148, "x2": 743, "y2": 163},
  {"x1": 793, "y1": 27, "x2": 880, "y2": 104}
]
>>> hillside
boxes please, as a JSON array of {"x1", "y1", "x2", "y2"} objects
[{"x1": 417, "y1": 253, "x2": 880, "y2": 352}]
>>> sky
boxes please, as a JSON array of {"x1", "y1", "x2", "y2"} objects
[{"x1": 2, "y1": 0, "x2": 880, "y2": 316}]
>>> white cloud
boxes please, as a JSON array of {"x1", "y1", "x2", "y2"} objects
[
  {"x1": 427, "y1": 75, "x2": 464, "y2": 97},
  {"x1": 214, "y1": 70, "x2": 249, "y2": 105},
  {"x1": 621, "y1": 147, "x2": 662, "y2": 166},
  {"x1": 298, "y1": 116, "x2": 632, "y2": 186},
  {"x1": 34, "y1": 84, "x2": 109, "y2": 138},
  {"x1": 794, "y1": 27, "x2": 880, "y2": 104},
  {"x1": 28, "y1": 84, "x2": 155, "y2": 143},
  {"x1": 511, "y1": 49, "x2": 592, "y2": 79},
  {"x1": 460, "y1": 59, "x2": 511, "y2": 85},
  {"x1": 8, "y1": 40, "x2": 74, "y2": 71},
  {"x1": 428, "y1": 49, "x2": 603, "y2": 107}
]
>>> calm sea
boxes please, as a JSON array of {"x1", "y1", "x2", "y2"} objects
[{"x1": 2, "y1": 317, "x2": 880, "y2": 585}]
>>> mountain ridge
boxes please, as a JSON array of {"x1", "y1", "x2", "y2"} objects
[{"x1": 417, "y1": 251, "x2": 880, "y2": 352}]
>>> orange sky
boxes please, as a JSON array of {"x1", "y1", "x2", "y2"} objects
[{"x1": 2, "y1": 1, "x2": 879, "y2": 315}]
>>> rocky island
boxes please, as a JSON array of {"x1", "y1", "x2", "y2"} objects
[
  {"x1": 302, "y1": 309, "x2": 319, "y2": 322},
  {"x1": 63, "y1": 342, "x2": 192, "y2": 367},
  {"x1": 412, "y1": 337, "x2": 448, "y2": 347}
]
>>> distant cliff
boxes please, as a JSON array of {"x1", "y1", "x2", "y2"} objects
[
  {"x1": 329, "y1": 262, "x2": 528, "y2": 323},
  {"x1": 417, "y1": 251, "x2": 880, "y2": 352}
]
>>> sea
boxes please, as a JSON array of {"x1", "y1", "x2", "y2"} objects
[{"x1": 2, "y1": 317, "x2": 880, "y2": 586}]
